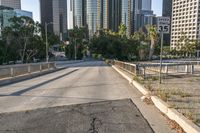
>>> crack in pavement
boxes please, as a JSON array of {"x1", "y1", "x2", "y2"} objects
[{"x1": 88, "y1": 117, "x2": 102, "y2": 133}]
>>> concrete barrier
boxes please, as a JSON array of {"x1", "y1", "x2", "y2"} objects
[
  {"x1": 0, "y1": 62, "x2": 63, "y2": 86},
  {"x1": 0, "y1": 62, "x2": 56, "y2": 79}
]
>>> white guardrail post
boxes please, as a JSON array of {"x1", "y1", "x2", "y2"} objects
[
  {"x1": 10, "y1": 67, "x2": 14, "y2": 77},
  {"x1": 28, "y1": 65, "x2": 31, "y2": 73}
]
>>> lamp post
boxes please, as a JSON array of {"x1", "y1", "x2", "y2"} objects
[{"x1": 45, "y1": 22, "x2": 53, "y2": 62}]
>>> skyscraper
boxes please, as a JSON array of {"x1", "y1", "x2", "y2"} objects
[
  {"x1": 0, "y1": 0, "x2": 21, "y2": 9},
  {"x1": 74, "y1": 0, "x2": 86, "y2": 27},
  {"x1": 40, "y1": 0, "x2": 54, "y2": 33},
  {"x1": 40, "y1": 0, "x2": 68, "y2": 36},
  {"x1": 162, "y1": 0, "x2": 172, "y2": 17},
  {"x1": 141, "y1": 0, "x2": 151, "y2": 10},
  {"x1": 162, "y1": 0, "x2": 172, "y2": 45},
  {"x1": 171, "y1": 0, "x2": 200, "y2": 49},
  {"x1": 109, "y1": 0, "x2": 121, "y2": 32},
  {"x1": 134, "y1": 0, "x2": 154, "y2": 31},
  {"x1": 121, "y1": 0, "x2": 135, "y2": 36},
  {"x1": 86, "y1": 0, "x2": 98, "y2": 36},
  {"x1": 67, "y1": 0, "x2": 73, "y2": 29}
]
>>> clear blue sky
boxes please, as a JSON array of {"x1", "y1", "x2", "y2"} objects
[{"x1": 21, "y1": 0, "x2": 163, "y2": 22}]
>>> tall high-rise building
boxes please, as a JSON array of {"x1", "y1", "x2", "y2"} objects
[
  {"x1": 40, "y1": 0, "x2": 68, "y2": 36},
  {"x1": 74, "y1": 0, "x2": 86, "y2": 27},
  {"x1": 67, "y1": 0, "x2": 73, "y2": 29},
  {"x1": 171, "y1": 0, "x2": 200, "y2": 49},
  {"x1": 97, "y1": 0, "x2": 121, "y2": 32},
  {"x1": 109, "y1": 0, "x2": 121, "y2": 32},
  {"x1": 0, "y1": 0, "x2": 21, "y2": 9},
  {"x1": 86, "y1": 0, "x2": 98, "y2": 36},
  {"x1": 141, "y1": 0, "x2": 151, "y2": 10},
  {"x1": 162, "y1": 0, "x2": 172, "y2": 17},
  {"x1": 40, "y1": 0, "x2": 54, "y2": 33},
  {"x1": 162, "y1": 0, "x2": 172, "y2": 45},
  {"x1": 135, "y1": 0, "x2": 154, "y2": 31},
  {"x1": 121, "y1": 0, "x2": 135, "y2": 36}
]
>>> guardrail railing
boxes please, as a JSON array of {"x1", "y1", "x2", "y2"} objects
[
  {"x1": 112, "y1": 60, "x2": 138, "y2": 76},
  {"x1": 0, "y1": 62, "x2": 56, "y2": 79},
  {"x1": 112, "y1": 60, "x2": 200, "y2": 79}
]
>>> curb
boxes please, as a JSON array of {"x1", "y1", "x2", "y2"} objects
[
  {"x1": 112, "y1": 65, "x2": 149, "y2": 95},
  {"x1": 112, "y1": 65, "x2": 200, "y2": 133}
]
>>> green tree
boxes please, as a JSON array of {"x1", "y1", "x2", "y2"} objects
[
  {"x1": 1, "y1": 16, "x2": 53, "y2": 63},
  {"x1": 67, "y1": 26, "x2": 88, "y2": 59},
  {"x1": 118, "y1": 23, "x2": 127, "y2": 38},
  {"x1": 177, "y1": 33, "x2": 199, "y2": 57}
]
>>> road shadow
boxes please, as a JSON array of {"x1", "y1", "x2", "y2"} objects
[{"x1": 0, "y1": 69, "x2": 79, "y2": 97}]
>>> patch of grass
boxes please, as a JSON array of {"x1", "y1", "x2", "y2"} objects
[
  {"x1": 168, "y1": 103, "x2": 176, "y2": 108},
  {"x1": 194, "y1": 119, "x2": 200, "y2": 125},
  {"x1": 188, "y1": 79, "x2": 194, "y2": 82},
  {"x1": 151, "y1": 76, "x2": 159, "y2": 81},
  {"x1": 133, "y1": 76, "x2": 144, "y2": 84},
  {"x1": 156, "y1": 89, "x2": 170, "y2": 102},
  {"x1": 144, "y1": 80, "x2": 154, "y2": 91},
  {"x1": 183, "y1": 111, "x2": 194, "y2": 121},
  {"x1": 170, "y1": 89, "x2": 192, "y2": 98}
]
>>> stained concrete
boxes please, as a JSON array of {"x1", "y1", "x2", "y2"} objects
[{"x1": 0, "y1": 99, "x2": 153, "y2": 133}]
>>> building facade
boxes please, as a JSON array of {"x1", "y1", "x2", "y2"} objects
[
  {"x1": 40, "y1": 0, "x2": 68, "y2": 37},
  {"x1": 67, "y1": 0, "x2": 73, "y2": 29},
  {"x1": 162, "y1": 0, "x2": 172, "y2": 45},
  {"x1": 109, "y1": 0, "x2": 121, "y2": 32},
  {"x1": 86, "y1": 0, "x2": 98, "y2": 36},
  {"x1": 134, "y1": 0, "x2": 154, "y2": 31},
  {"x1": 0, "y1": 0, "x2": 21, "y2": 9},
  {"x1": 162, "y1": 0, "x2": 172, "y2": 17},
  {"x1": 171, "y1": 0, "x2": 200, "y2": 49},
  {"x1": 0, "y1": 6, "x2": 32, "y2": 37},
  {"x1": 121, "y1": 0, "x2": 135, "y2": 37},
  {"x1": 40, "y1": 0, "x2": 53, "y2": 32},
  {"x1": 15, "y1": 9, "x2": 32, "y2": 18}
]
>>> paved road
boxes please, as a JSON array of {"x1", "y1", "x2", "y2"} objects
[
  {"x1": 0, "y1": 99, "x2": 154, "y2": 133},
  {"x1": 0, "y1": 61, "x2": 174, "y2": 133}
]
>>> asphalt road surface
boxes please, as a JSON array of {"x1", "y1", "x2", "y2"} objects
[
  {"x1": 0, "y1": 99, "x2": 154, "y2": 133},
  {"x1": 0, "y1": 61, "x2": 174, "y2": 133}
]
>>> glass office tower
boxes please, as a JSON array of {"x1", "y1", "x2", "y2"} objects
[
  {"x1": 40, "y1": 0, "x2": 68, "y2": 36},
  {"x1": 74, "y1": 0, "x2": 86, "y2": 28},
  {"x1": 121, "y1": 0, "x2": 134, "y2": 36},
  {"x1": 0, "y1": 0, "x2": 21, "y2": 9},
  {"x1": 74, "y1": 0, "x2": 83, "y2": 27},
  {"x1": 86, "y1": 0, "x2": 97, "y2": 36},
  {"x1": 109, "y1": 0, "x2": 121, "y2": 32},
  {"x1": 162, "y1": 0, "x2": 172, "y2": 17},
  {"x1": 162, "y1": 0, "x2": 172, "y2": 45}
]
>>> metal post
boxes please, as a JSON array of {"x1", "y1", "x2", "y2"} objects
[
  {"x1": 74, "y1": 39, "x2": 77, "y2": 60},
  {"x1": 159, "y1": 33, "x2": 164, "y2": 84},
  {"x1": 45, "y1": 22, "x2": 49, "y2": 63}
]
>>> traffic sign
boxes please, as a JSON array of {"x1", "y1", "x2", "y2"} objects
[{"x1": 157, "y1": 17, "x2": 170, "y2": 34}]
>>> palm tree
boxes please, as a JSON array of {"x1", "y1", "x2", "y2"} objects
[
  {"x1": 118, "y1": 23, "x2": 127, "y2": 38},
  {"x1": 147, "y1": 25, "x2": 158, "y2": 60}
]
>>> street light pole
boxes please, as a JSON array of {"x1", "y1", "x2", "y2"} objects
[
  {"x1": 45, "y1": 22, "x2": 53, "y2": 62},
  {"x1": 45, "y1": 22, "x2": 49, "y2": 62},
  {"x1": 159, "y1": 32, "x2": 164, "y2": 84}
]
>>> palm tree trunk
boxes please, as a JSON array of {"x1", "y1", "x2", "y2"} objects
[{"x1": 149, "y1": 39, "x2": 155, "y2": 60}]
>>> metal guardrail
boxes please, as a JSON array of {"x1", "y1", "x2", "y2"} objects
[
  {"x1": 0, "y1": 62, "x2": 56, "y2": 79},
  {"x1": 112, "y1": 60, "x2": 200, "y2": 78},
  {"x1": 112, "y1": 60, "x2": 138, "y2": 75}
]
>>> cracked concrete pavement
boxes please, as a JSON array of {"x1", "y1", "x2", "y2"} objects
[{"x1": 0, "y1": 99, "x2": 154, "y2": 133}]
